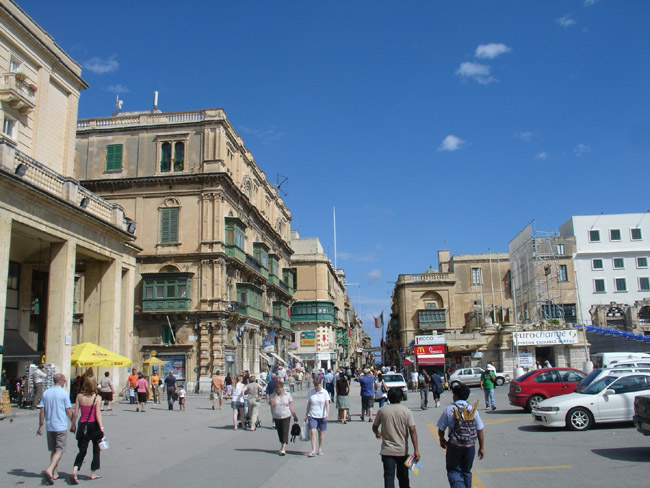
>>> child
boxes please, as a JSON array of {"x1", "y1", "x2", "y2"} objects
[{"x1": 178, "y1": 385, "x2": 186, "y2": 411}]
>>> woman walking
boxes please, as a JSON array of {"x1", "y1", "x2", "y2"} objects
[
  {"x1": 305, "y1": 378, "x2": 330, "y2": 457},
  {"x1": 225, "y1": 372, "x2": 233, "y2": 400},
  {"x1": 99, "y1": 372, "x2": 114, "y2": 411},
  {"x1": 231, "y1": 375, "x2": 246, "y2": 430},
  {"x1": 70, "y1": 377, "x2": 104, "y2": 484},
  {"x1": 269, "y1": 382, "x2": 298, "y2": 455},
  {"x1": 244, "y1": 376, "x2": 264, "y2": 431},
  {"x1": 374, "y1": 372, "x2": 388, "y2": 408},
  {"x1": 135, "y1": 373, "x2": 149, "y2": 412},
  {"x1": 335, "y1": 371, "x2": 350, "y2": 423}
]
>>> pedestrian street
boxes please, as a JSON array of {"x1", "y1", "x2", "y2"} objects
[{"x1": 2, "y1": 385, "x2": 648, "y2": 488}]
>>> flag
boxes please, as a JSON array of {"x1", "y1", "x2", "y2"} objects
[
  {"x1": 347, "y1": 316, "x2": 351, "y2": 338},
  {"x1": 287, "y1": 300, "x2": 296, "y2": 319},
  {"x1": 374, "y1": 311, "x2": 384, "y2": 329},
  {"x1": 236, "y1": 319, "x2": 249, "y2": 343}
]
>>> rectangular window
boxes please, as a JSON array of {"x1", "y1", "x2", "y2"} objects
[
  {"x1": 105, "y1": 144, "x2": 123, "y2": 171},
  {"x1": 613, "y1": 258, "x2": 625, "y2": 270},
  {"x1": 9, "y1": 57, "x2": 21, "y2": 73},
  {"x1": 610, "y1": 229, "x2": 621, "y2": 241},
  {"x1": 3, "y1": 117, "x2": 16, "y2": 138},
  {"x1": 471, "y1": 267, "x2": 482, "y2": 285},
  {"x1": 592, "y1": 259, "x2": 603, "y2": 270},
  {"x1": 637, "y1": 257, "x2": 648, "y2": 268},
  {"x1": 589, "y1": 230, "x2": 600, "y2": 242},
  {"x1": 615, "y1": 278, "x2": 627, "y2": 292},
  {"x1": 7, "y1": 261, "x2": 20, "y2": 309},
  {"x1": 594, "y1": 279, "x2": 606, "y2": 293},
  {"x1": 556, "y1": 244, "x2": 565, "y2": 255},
  {"x1": 631, "y1": 228, "x2": 643, "y2": 241},
  {"x1": 160, "y1": 207, "x2": 179, "y2": 243},
  {"x1": 639, "y1": 277, "x2": 650, "y2": 291},
  {"x1": 558, "y1": 265, "x2": 568, "y2": 282}
]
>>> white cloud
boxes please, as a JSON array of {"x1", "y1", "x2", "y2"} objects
[
  {"x1": 574, "y1": 144, "x2": 591, "y2": 156},
  {"x1": 556, "y1": 14, "x2": 576, "y2": 28},
  {"x1": 438, "y1": 135, "x2": 466, "y2": 152},
  {"x1": 535, "y1": 151, "x2": 548, "y2": 160},
  {"x1": 364, "y1": 269, "x2": 383, "y2": 283},
  {"x1": 106, "y1": 84, "x2": 129, "y2": 94},
  {"x1": 515, "y1": 131, "x2": 535, "y2": 142},
  {"x1": 584, "y1": 0, "x2": 599, "y2": 6},
  {"x1": 238, "y1": 125, "x2": 285, "y2": 144},
  {"x1": 456, "y1": 62, "x2": 496, "y2": 84},
  {"x1": 84, "y1": 56, "x2": 119, "y2": 75},
  {"x1": 475, "y1": 43, "x2": 512, "y2": 59}
]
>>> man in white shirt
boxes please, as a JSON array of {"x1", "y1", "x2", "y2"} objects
[{"x1": 32, "y1": 364, "x2": 47, "y2": 410}]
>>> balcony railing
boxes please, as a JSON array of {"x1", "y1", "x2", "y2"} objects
[
  {"x1": 1, "y1": 142, "x2": 134, "y2": 235},
  {"x1": 398, "y1": 272, "x2": 452, "y2": 283},
  {"x1": 0, "y1": 73, "x2": 36, "y2": 114},
  {"x1": 77, "y1": 109, "x2": 226, "y2": 130},
  {"x1": 142, "y1": 298, "x2": 191, "y2": 312},
  {"x1": 225, "y1": 244, "x2": 246, "y2": 262},
  {"x1": 232, "y1": 301, "x2": 264, "y2": 320}
]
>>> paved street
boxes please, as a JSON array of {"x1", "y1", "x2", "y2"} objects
[{"x1": 2, "y1": 383, "x2": 649, "y2": 487}]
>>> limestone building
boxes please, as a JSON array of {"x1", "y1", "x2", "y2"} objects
[
  {"x1": 76, "y1": 107, "x2": 294, "y2": 388},
  {"x1": 289, "y1": 231, "x2": 362, "y2": 371},
  {"x1": 0, "y1": 0, "x2": 137, "y2": 384}
]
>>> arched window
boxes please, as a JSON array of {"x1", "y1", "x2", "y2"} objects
[
  {"x1": 606, "y1": 306, "x2": 626, "y2": 329},
  {"x1": 160, "y1": 142, "x2": 172, "y2": 172},
  {"x1": 174, "y1": 142, "x2": 184, "y2": 171},
  {"x1": 639, "y1": 306, "x2": 650, "y2": 327}
]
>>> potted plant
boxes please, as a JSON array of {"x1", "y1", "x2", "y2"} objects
[
  {"x1": 28, "y1": 83, "x2": 37, "y2": 92},
  {"x1": 14, "y1": 72, "x2": 27, "y2": 82}
]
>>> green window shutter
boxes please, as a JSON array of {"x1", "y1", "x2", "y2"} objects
[
  {"x1": 160, "y1": 207, "x2": 179, "y2": 243},
  {"x1": 106, "y1": 144, "x2": 123, "y2": 171}
]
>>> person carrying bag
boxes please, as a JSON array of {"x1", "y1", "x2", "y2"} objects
[{"x1": 70, "y1": 377, "x2": 105, "y2": 484}]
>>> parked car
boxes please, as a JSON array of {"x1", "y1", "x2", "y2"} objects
[
  {"x1": 591, "y1": 352, "x2": 650, "y2": 369},
  {"x1": 575, "y1": 366, "x2": 650, "y2": 393},
  {"x1": 449, "y1": 367, "x2": 510, "y2": 388},
  {"x1": 633, "y1": 395, "x2": 650, "y2": 436},
  {"x1": 508, "y1": 367, "x2": 586, "y2": 411},
  {"x1": 532, "y1": 373, "x2": 650, "y2": 431},
  {"x1": 382, "y1": 373, "x2": 408, "y2": 400}
]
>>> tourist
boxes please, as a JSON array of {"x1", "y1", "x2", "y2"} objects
[{"x1": 70, "y1": 376, "x2": 104, "y2": 484}]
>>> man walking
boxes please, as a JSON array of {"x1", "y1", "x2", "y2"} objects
[
  {"x1": 36, "y1": 373, "x2": 73, "y2": 485},
  {"x1": 355, "y1": 369, "x2": 375, "y2": 421},
  {"x1": 164, "y1": 370, "x2": 177, "y2": 410},
  {"x1": 211, "y1": 370, "x2": 225, "y2": 410},
  {"x1": 480, "y1": 365, "x2": 496, "y2": 411},
  {"x1": 324, "y1": 369, "x2": 335, "y2": 400},
  {"x1": 437, "y1": 384, "x2": 485, "y2": 488},
  {"x1": 127, "y1": 368, "x2": 138, "y2": 405},
  {"x1": 418, "y1": 369, "x2": 430, "y2": 410},
  {"x1": 372, "y1": 388, "x2": 420, "y2": 488},
  {"x1": 32, "y1": 364, "x2": 47, "y2": 409}
]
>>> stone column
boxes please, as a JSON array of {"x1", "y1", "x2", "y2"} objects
[
  {"x1": 0, "y1": 211, "x2": 11, "y2": 367},
  {"x1": 45, "y1": 240, "x2": 76, "y2": 381}
]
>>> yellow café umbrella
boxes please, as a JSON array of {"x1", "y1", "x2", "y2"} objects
[
  {"x1": 142, "y1": 356, "x2": 165, "y2": 367},
  {"x1": 71, "y1": 342, "x2": 132, "y2": 367}
]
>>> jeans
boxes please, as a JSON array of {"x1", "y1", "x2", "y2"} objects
[
  {"x1": 381, "y1": 455, "x2": 410, "y2": 488},
  {"x1": 377, "y1": 397, "x2": 386, "y2": 408},
  {"x1": 483, "y1": 388, "x2": 495, "y2": 409},
  {"x1": 446, "y1": 443, "x2": 475, "y2": 488},
  {"x1": 420, "y1": 388, "x2": 428, "y2": 408}
]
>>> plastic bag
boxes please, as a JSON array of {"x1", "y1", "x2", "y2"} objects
[{"x1": 300, "y1": 421, "x2": 310, "y2": 441}]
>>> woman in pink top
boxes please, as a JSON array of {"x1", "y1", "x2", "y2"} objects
[
  {"x1": 70, "y1": 376, "x2": 104, "y2": 484},
  {"x1": 136, "y1": 373, "x2": 149, "y2": 412}
]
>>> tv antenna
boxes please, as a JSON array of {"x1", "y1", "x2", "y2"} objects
[
  {"x1": 114, "y1": 95, "x2": 123, "y2": 112},
  {"x1": 274, "y1": 174, "x2": 288, "y2": 197}
]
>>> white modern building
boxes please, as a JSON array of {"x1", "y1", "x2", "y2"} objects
[{"x1": 559, "y1": 213, "x2": 650, "y2": 330}]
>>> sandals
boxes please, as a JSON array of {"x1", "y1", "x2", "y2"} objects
[
  {"x1": 91, "y1": 475, "x2": 102, "y2": 480},
  {"x1": 70, "y1": 474, "x2": 79, "y2": 485},
  {"x1": 308, "y1": 452, "x2": 316, "y2": 457},
  {"x1": 43, "y1": 471, "x2": 55, "y2": 485}
]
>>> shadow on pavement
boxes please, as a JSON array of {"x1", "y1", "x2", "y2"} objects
[
  {"x1": 8, "y1": 468, "x2": 47, "y2": 479},
  {"x1": 592, "y1": 447, "x2": 650, "y2": 462},
  {"x1": 234, "y1": 448, "x2": 306, "y2": 456},
  {"x1": 517, "y1": 424, "x2": 552, "y2": 432}
]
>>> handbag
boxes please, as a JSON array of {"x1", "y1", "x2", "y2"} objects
[
  {"x1": 300, "y1": 421, "x2": 310, "y2": 441},
  {"x1": 290, "y1": 423, "x2": 301, "y2": 443}
]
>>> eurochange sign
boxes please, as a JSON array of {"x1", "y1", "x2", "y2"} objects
[{"x1": 514, "y1": 330, "x2": 579, "y2": 346}]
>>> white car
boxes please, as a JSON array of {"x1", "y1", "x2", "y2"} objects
[
  {"x1": 382, "y1": 373, "x2": 408, "y2": 400},
  {"x1": 532, "y1": 372, "x2": 650, "y2": 431}
]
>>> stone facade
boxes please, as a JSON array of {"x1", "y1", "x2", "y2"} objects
[
  {"x1": 0, "y1": 0, "x2": 137, "y2": 386},
  {"x1": 76, "y1": 108, "x2": 294, "y2": 391}
]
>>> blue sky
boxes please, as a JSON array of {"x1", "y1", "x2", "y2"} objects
[{"x1": 20, "y1": 1, "x2": 650, "y2": 347}]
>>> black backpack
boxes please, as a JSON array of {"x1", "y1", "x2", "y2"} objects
[
  {"x1": 449, "y1": 400, "x2": 479, "y2": 448},
  {"x1": 290, "y1": 422, "x2": 301, "y2": 442}
]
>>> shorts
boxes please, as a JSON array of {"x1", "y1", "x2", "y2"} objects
[
  {"x1": 47, "y1": 430, "x2": 67, "y2": 452},
  {"x1": 137, "y1": 392, "x2": 147, "y2": 403},
  {"x1": 308, "y1": 417, "x2": 327, "y2": 431},
  {"x1": 179, "y1": 397, "x2": 185, "y2": 404},
  {"x1": 100, "y1": 391, "x2": 113, "y2": 402},
  {"x1": 212, "y1": 391, "x2": 223, "y2": 401},
  {"x1": 231, "y1": 401, "x2": 245, "y2": 409},
  {"x1": 361, "y1": 395, "x2": 374, "y2": 410}
]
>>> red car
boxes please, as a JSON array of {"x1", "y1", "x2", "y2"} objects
[{"x1": 508, "y1": 367, "x2": 586, "y2": 411}]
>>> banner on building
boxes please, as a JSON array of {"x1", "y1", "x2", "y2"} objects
[
  {"x1": 415, "y1": 344, "x2": 446, "y2": 366},
  {"x1": 262, "y1": 329, "x2": 275, "y2": 353},
  {"x1": 415, "y1": 335, "x2": 446, "y2": 345},
  {"x1": 514, "y1": 330, "x2": 579, "y2": 346},
  {"x1": 301, "y1": 331, "x2": 316, "y2": 347}
]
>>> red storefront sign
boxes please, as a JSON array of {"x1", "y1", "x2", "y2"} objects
[{"x1": 415, "y1": 344, "x2": 446, "y2": 366}]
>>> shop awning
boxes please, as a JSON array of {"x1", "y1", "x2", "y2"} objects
[
  {"x1": 1, "y1": 329, "x2": 40, "y2": 361},
  {"x1": 259, "y1": 352, "x2": 272, "y2": 363},
  {"x1": 446, "y1": 339, "x2": 486, "y2": 353},
  {"x1": 416, "y1": 355, "x2": 446, "y2": 366},
  {"x1": 287, "y1": 352, "x2": 301, "y2": 362},
  {"x1": 402, "y1": 355, "x2": 415, "y2": 366},
  {"x1": 269, "y1": 352, "x2": 286, "y2": 365}
]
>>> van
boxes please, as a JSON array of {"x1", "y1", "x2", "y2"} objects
[
  {"x1": 576, "y1": 365, "x2": 650, "y2": 392},
  {"x1": 591, "y1": 352, "x2": 650, "y2": 369}
]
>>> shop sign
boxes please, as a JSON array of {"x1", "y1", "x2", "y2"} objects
[
  {"x1": 317, "y1": 352, "x2": 331, "y2": 360},
  {"x1": 158, "y1": 354, "x2": 186, "y2": 380},
  {"x1": 414, "y1": 344, "x2": 445, "y2": 356},
  {"x1": 518, "y1": 351, "x2": 534, "y2": 368},
  {"x1": 225, "y1": 355, "x2": 235, "y2": 362},
  {"x1": 301, "y1": 331, "x2": 316, "y2": 347},
  {"x1": 514, "y1": 330, "x2": 579, "y2": 346},
  {"x1": 415, "y1": 335, "x2": 446, "y2": 345}
]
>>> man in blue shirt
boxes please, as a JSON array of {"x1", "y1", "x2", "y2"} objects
[
  {"x1": 437, "y1": 383, "x2": 485, "y2": 488},
  {"x1": 354, "y1": 369, "x2": 376, "y2": 421},
  {"x1": 36, "y1": 373, "x2": 73, "y2": 485},
  {"x1": 324, "y1": 369, "x2": 335, "y2": 400}
]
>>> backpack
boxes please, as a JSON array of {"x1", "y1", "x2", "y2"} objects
[
  {"x1": 290, "y1": 422, "x2": 301, "y2": 442},
  {"x1": 449, "y1": 400, "x2": 479, "y2": 448}
]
